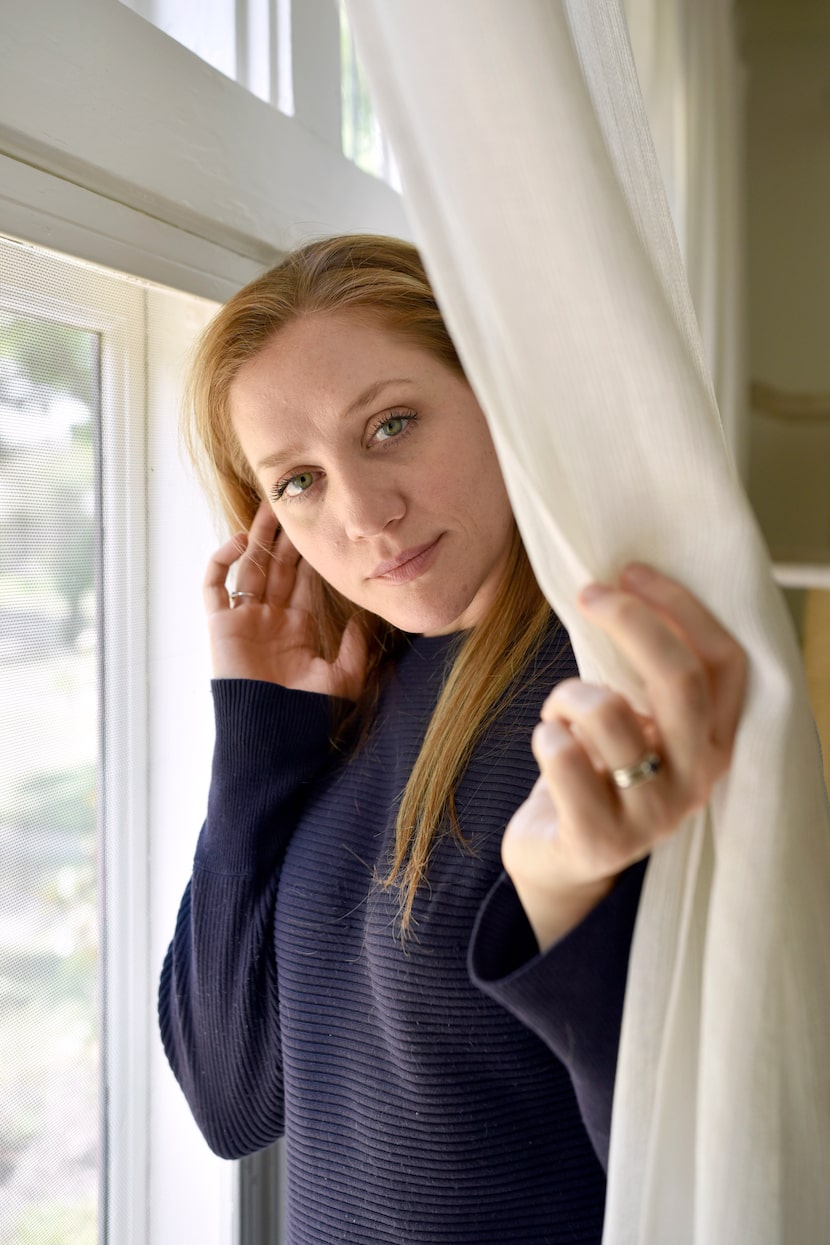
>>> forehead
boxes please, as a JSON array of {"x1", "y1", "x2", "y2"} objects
[
  {"x1": 231, "y1": 312, "x2": 433, "y2": 414},
  {"x1": 227, "y1": 313, "x2": 454, "y2": 476}
]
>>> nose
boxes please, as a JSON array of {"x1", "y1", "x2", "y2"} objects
[{"x1": 335, "y1": 472, "x2": 406, "y2": 541}]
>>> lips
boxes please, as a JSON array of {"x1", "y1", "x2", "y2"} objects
[{"x1": 369, "y1": 536, "x2": 442, "y2": 584}]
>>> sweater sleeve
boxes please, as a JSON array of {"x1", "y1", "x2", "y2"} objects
[
  {"x1": 158, "y1": 678, "x2": 337, "y2": 1159},
  {"x1": 468, "y1": 857, "x2": 647, "y2": 1170}
]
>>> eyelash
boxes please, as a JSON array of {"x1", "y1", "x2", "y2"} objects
[{"x1": 269, "y1": 408, "x2": 419, "y2": 503}]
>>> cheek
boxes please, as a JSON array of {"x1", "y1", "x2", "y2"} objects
[
  {"x1": 456, "y1": 416, "x2": 508, "y2": 493},
  {"x1": 478, "y1": 446, "x2": 512, "y2": 515},
  {"x1": 448, "y1": 446, "x2": 510, "y2": 528},
  {"x1": 279, "y1": 512, "x2": 347, "y2": 583}
]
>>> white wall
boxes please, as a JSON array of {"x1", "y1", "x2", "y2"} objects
[{"x1": 145, "y1": 286, "x2": 237, "y2": 1245}]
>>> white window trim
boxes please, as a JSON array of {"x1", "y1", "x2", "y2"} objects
[
  {"x1": 772, "y1": 562, "x2": 830, "y2": 591},
  {"x1": 1, "y1": 239, "x2": 151, "y2": 1245},
  {"x1": 0, "y1": 154, "x2": 265, "y2": 305},
  {"x1": 0, "y1": 0, "x2": 409, "y2": 298},
  {"x1": 97, "y1": 276, "x2": 152, "y2": 1245},
  {"x1": 1, "y1": 237, "x2": 241, "y2": 1245}
]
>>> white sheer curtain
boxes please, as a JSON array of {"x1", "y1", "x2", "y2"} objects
[
  {"x1": 624, "y1": 0, "x2": 747, "y2": 472},
  {"x1": 344, "y1": 2, "x2": 830, "y2": 1241}
]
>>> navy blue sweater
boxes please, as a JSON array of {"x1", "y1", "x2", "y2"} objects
[{"x1": 159, "y1": 627, "x2": 646, "y2": 1243}]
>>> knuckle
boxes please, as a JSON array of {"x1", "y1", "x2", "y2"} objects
[
  {"x1": 609, "y1": 595, "x2": 641, "y2": 630},
  {"x1": 545, "y1": 682, "x2": 635, "y2": 737},
  {"x1": 590, "y1": 691, "x2": 631, "y2": 732},
  {"x1": 542, "y1": 678, "x2": 585, "y2": 718},
  {"x1": 669, "y1": 663, "x2": 708, "y2": 715},
  {"x1": 552, "y1": 677, "x2": 583, "y2": 698},
  {"x1": 543, "y1": 736, "x2": 586, "y2": 776},
  {"x1": 557, "y1": 677, "x2": 584, "y2": 697}
]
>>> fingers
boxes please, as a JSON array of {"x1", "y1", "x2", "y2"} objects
[
  {"x1": 575, "y1": 566, "x2": 747, "y2": 800},
  {"x1": 541, "y1": 680, "x2": 649, "y2": 772},
  {"x1": 235, "y1": 501, "x2": 282, "y2": 599},
  {"x1": 286, "y1": 555, "x2": 316, "y2": 613},
  {"x1": 506, "y1": 568, "x2": 748, "y2": 939},
  {"x1": 618, "y1": 563, "x2": 747, "y2": 754},
  {"x1": 531, "y1": 718, "x2": 620, "y2": 851},
  {"x1": 263, "y1": 526, "x2": 304, "y2": 606},
  {"x1": 203, "y1": 531, "x2": 249, "y2": 614},
  {"x1": 203, "y1": 502, "x2": 305, "y2": 614},
  {"x1": 538, "y1": 680, "x2": 674, "y2": 848},
  {"x1": 577, "y1": 583, "x2": 710, "y2": 769},
  {"x1": 524, "y1": 566, "x2": 747, "y2": 884}
]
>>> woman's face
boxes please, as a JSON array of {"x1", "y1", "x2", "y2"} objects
[{"x1": 229, "y1": 312, "x2": 515, "y2": 635}]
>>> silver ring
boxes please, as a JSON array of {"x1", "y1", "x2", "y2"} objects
[
  {"x1": 610, "y1": 750, "x2": 662, "y2": 790},
  {"x1": 229, "y1": 590, "x2": 262, "y2": 607}
]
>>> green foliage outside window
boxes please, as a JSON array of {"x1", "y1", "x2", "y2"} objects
[{"x1": 0, "y1": 312, "x2": 99, "y2": 1244}]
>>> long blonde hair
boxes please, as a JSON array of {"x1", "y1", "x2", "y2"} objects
[{"x1": 184, "y1": 234, "x2": 553, "y2": 928}]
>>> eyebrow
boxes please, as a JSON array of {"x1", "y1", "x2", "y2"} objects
[{"x1": 255, "y1": 376, "x2": 415, "y2": 473}]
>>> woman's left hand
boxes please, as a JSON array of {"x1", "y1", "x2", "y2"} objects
[{"x1": 501, "y1": 563, "x2": 748, "y2": 953}]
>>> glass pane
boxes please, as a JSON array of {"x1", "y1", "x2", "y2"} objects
[
  {"x1": 0, "y1": 313, "x2": 100, "y2": 1245},
  {"x1": 118, "y1": 0, "x2": 275, "y2": 106},
  {"x1": 118, "y1": 0, "x2": 237, "y2": 81},
  {"x1": 339, "y1": 1, "x2": 401, "y2": 189}
]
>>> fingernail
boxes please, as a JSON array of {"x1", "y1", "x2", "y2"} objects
[{"x1": 580, "y1": 583, "x2": 611, "y2": 606}]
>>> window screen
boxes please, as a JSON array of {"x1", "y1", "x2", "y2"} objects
[
  {"x1": 0, "y1": 235, "x2": 148, "y2": 1245},
  {"x1": 0, "y1": 310, "x2": 101, "y2": 1243}
]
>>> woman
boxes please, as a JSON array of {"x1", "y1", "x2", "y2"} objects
[{"x1": 159, "y1": 235, "x2": 746, "y2": 1243}]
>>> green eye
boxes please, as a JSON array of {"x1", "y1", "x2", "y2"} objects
[
  {"x1": 375, "y1": 415, "x2": 406, "y2": 441},
  {"x1": 283, "y1": 471, "x2": 315, "y2": 497},
  {"x1": 369, "y1": 410, "x2": 417, "y2": 446}
]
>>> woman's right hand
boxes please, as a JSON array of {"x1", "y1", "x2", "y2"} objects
[{"x1": 203, "y1": 500, "x2": 368, "y2": 700}]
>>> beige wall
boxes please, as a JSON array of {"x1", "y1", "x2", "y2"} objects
[{"x1": 742, "y1": 0, "x2": 830, "y2": 563}]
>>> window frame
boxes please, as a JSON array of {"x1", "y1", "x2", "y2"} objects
[
  {"x1": 0, "y1": 235, "x2": 245, "y2": 1245},
  {"x1": 0, "y1": 0, "x2": 409, "y2": 301},
  {"x1": 0, "y1": 5, "x2": 411, "y2": 1241},
  {"x1": 0, "y1": 238, "x2": 150, "y2": 1245}
]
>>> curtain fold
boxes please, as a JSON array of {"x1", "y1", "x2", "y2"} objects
[
  {"x1": 624, "y1": 0, "x2": 748, "y2": 472},
  {"x1": 344, "y1": 2, "x2": 830, "y2": 1241}
]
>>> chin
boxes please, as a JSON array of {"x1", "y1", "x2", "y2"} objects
[{"x1": 366, "y1": 593, "x2": 478, "y2": 636}]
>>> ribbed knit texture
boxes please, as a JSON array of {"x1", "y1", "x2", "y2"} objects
[{"x1": 159, "y1": 626, "x2": 646, "y2": 1243}]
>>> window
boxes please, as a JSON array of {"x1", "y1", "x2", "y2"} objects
[
  {"x1": 339, "y1": 1, "x2": 400, "y2": 188},
  {"x1": 118, "y1": 0, "x2": 292, "y2": 109},
  {"x1": 1, "y1": 0, "x2": 408, "y2": 311},
  {"x1": 0, "y1": 234, "x2": 231, "y2": 1245},
  {"x1": 0, "y1": 300, "x2": 104, "y2": 1244},
  {"x1": 0, "y1": 6, "x2": 408, "y2": 1239},
  {"x1": 117, "y1": 0, "x2": 400, "y2": 188}
]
